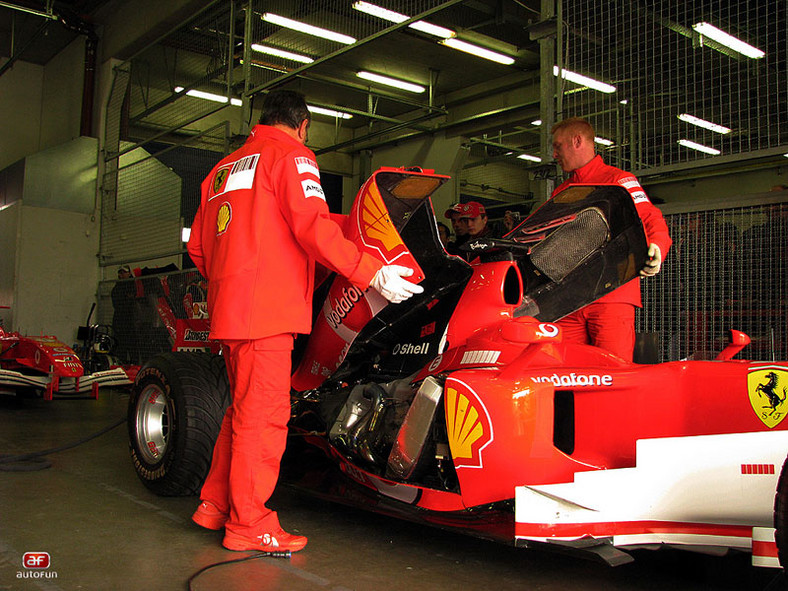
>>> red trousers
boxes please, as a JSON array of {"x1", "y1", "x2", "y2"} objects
[
  {"x1": 199, "y1": 334, "x2": 293, "y2": 537},
  {"x1": 557, "y1": 302, "x2": 636, "y2": 361}
]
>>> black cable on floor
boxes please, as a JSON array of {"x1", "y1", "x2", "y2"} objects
[
  {"x1": 187, "y1": 550, "x2": 291, "y2": 591},
  {"x1": 0, "y1": 416, "x2": 126, "y2": 471}
]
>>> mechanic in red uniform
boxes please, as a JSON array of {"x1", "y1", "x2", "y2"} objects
[
  {"x1": 187, "y1": 90, "x2": 423, "y2": 553},
  {"x1": 550, "y1": 117, "x2": 672, "y2": 360}
]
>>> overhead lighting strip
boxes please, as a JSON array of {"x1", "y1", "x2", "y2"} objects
[
  {"x1": 692, "y1": 22, "x2": 765, "y2": 59},
  {"x1": 250, "y1": 44, "x2": 314, "y2": 64},
  {"x1": 553, "y1": 66, "x2": 616, "y2": 94},
  {"x1": 357, "y1": 71, "x2": 425, "y2": 93},
  {"x1": 517, "y1": 154, "x2": 542, "y2": 162},
  {"x1": 174, "y1": 87, "x2": 241, "y2": 107},
  {"x1": 678, "y1": 113, "x2": 731, "y2": 134},
  {"x1": 308, "y1": 106, "x2": 353, "y2": 119},
  {"x1": 262, "y1": 13, "x2": 356, "y2": 45},
  {"x1": 678, "y1": 139, "x2": 720, "y2": 155},
  {"x1": 352, "y1": 1, "x2": 455, "y2": 38},
  {"x1": 440, "y1": 38, "x2": 515, "y2": 65}
]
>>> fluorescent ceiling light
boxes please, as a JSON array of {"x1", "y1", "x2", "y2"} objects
[
  {"x1": 251, "y1": 43, "x2": 313, "y2": 63},
  {"x1": 441, "y1": 38, "x2": 515, "y2": 65},
  {"x1": 181, "y1": 227, "x2": 191, "y2": 243},
  {"x1": 692, "y1": 22, "x2": 765, "y2": 59},
  {"x1": 594, "y1": 137, "x2": 614, "y2": 146},
  {"x1": 357, "y1": 71, "x2": 425, "y2": 93},
  {"x1": 620, "y1": 99, "x2": 629, "y2": 105},
  {"x1": 678, "y1": 113, "x2": 731, "y2": 134},
  {"x1": 174, "y1": 87, "x2": 241, "y2": 107},
  {"x1": 263, "y1": 13, "x2": 356, "y2": 44},
  {"x1": 678, "y1": 139, "x2": 720, "y2": 155},
  {"x1": 517, "y1": 153, "x2": 542, "y2": 162},
  {"x1": 553, "y1": 66, "x2": 616, "y2": 93},
  {"x1": 352, "y1": 2, "x2": 455, "y2": 38},
  {"x1": 308, "y1": 105, "x2": 353, "y2": 119},
  {"x1": 531, "y1": 119, "x2": 542, "y2": 126}
]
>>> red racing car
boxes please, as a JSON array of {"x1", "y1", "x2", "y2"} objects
[{"x1": 127, "y1": 167, "x2": 788, "y2": 569}]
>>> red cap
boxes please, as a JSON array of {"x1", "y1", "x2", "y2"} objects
[
  {"x1": 454, "y1": 201, "x2": 486, "y2": 219},
  {"x1": 444, "y1": 203, "x2": 463, "y2": 219}
]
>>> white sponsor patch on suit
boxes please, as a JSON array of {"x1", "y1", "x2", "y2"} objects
[
  {"x1": 224, "y1": 154, "x2": 260, "y2": 192},
  {"x1": 295, "y1": 156, "x2": 320, "y2": 178},
  {"x1": 301, "y1": 179, "x2": 326, "y2": 201},
  {"x1": 619, "y1": 177, "x2": 649, "y2": 203}
]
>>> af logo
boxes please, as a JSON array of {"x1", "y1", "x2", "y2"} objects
[
  {"x1": 445, "y1": 380, "x2": 493, "y2": 469},
  {"x1": 748, "y1": 367, "x2": 788, "y2": 428},
  {"x1": 216, "y1": 202, "x2": 232, "y2": 235},
  {"x1": 212, "y1": 168, "x2": 229, "y2": 194}
]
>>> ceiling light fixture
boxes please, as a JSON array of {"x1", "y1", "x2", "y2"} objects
[
  {"x1": 553, "y1": 66, "x2": 616, "y2": 93},
  {"x1": 530, "y1": 119, "x2": 542, "y2": 126},
  {"x1": 352, "y1": 1, "x2": 455, "y2": 38},
  {"x1": 174, "y1": 87, "x2": 242, "y2": 107},
  {"x1": 594, "y1": 137, "x2": 614, "y2": 146},
  {"x1": 517, "y1": 154, "x2": 542, "y2": 162},
  {"x1": 308, "y1": 105, "x2": 353, "y2": 119},
  {"x1": 678, "y1": 113, "x2": 731, "y2": 134},
  {"x1": 356, "y1": 71, "x2": 425, "y2": 93},
  {"x1": 677, "y1": 139, "x2": 720, "y2": 155},
  {"x1": 262, "y1": 13, "x2": 356, "y2": 44},
  {"x1": 250, "y1": 43, "x2": 314, "y2": 63},
  {"x1": 440, "y1": 38, "x2": 515, "y2": 65},
  {"x1": 692, "y1": 22, "x2": 765, "y2": 59}
]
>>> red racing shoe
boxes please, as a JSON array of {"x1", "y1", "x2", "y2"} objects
[
  {"x1": 223, "y1": 529, "x2": 308, "y2": 552},
  {"x1": 192, "y1": 500, "x2": 228, "y2": 530}
]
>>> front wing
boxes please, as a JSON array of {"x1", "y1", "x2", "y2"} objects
[
  {"x1": 515, "y1": 431, "x2": 788, "y2": 567},
  {"x1": 0, "y1": 367, "x2": 132, "y2": 399}
]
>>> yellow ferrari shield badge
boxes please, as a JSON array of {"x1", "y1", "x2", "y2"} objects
[
  {"x1": 212, "y1": 168, "x2": 229, "y2": 194},
  {"x1": 748, "y1": 366, "x2": 788, "y2": 428}
]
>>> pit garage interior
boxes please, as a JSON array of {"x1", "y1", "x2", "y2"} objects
[{"x1": 1, "y1": 0, "x2": 787, "y2": 589}]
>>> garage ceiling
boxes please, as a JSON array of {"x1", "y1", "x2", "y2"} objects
[{"x1": 3, "y1": 0, "x2": 786, "y2": 179}]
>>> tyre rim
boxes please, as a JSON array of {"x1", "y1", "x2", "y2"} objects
[{"x1": 136, "y1": 384, "x2": 170, "y2": 464}]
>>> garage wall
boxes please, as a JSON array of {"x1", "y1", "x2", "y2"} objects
[
  {"x1": 40, "y1": 36, "x2": 86, "y2": 150},
  {"x1": 15, "y1": 206, "x2": 99, "y2": 343},
  {"x1": 0, "y1": 202, "x2": 20, "y2": 331},
  {"x1": 0, "y1": 60, "x2": 43, "y2": 171}
]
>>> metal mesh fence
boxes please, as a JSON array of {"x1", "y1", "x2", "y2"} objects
[
  {"x1": 639, "y1": 200, "x2": 788, "y2": 362},
  {"x1": 559, "y1": 0, "x2": 787, "y2": 171}
]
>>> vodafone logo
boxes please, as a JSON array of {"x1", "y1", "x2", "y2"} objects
[{"x1": 537, "y1": 323, "x2": 559, "y2": 338}]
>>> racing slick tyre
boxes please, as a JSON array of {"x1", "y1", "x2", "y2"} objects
[
  {"x1": 774, "y1": 453, "x2": 788, "y2": 567},
  {"x1": 128, "y1": 352, "x2": 230, "y2": 496}
]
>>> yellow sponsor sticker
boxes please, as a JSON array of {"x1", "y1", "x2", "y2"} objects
[
  {"x1": 748, "y1": 366, "x2": 788, "y2": 428},
  {"x1": 216, "y1": 202, "x2": 232, "y2": 235}
]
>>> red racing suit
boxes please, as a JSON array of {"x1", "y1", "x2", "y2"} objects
[
  {"x1": 188, "y1": 124, "x2": 381, "y2": 340},
  {"x1": 187, "y1": 124, "x2": 382, "y2": 538},
  {"x1": 552, "y1": 155, "x2": 672, "y2": 359}
]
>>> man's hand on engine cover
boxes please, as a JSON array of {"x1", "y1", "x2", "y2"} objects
[
  {"x1": 640, "y1": 243, "x2": 662, "y2": 277},
  {"x1": 370, "y1": 265, "x2": 425, "y2": 303}
]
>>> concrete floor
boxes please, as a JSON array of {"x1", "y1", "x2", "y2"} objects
[{"x1": 0, "y1": 389, "x2": 784, "y2": 591}]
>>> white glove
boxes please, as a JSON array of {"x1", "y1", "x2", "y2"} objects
[
  {"x1": 640, "y1": 243, "x2": 662, "y2": 277},
  {"x1": 369, "y1": 265, "x2": 424, "y2": 304}
]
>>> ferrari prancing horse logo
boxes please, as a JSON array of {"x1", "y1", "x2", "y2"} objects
[{"x1": 748, "y1": 367, "x2": 788, "y2": 428}]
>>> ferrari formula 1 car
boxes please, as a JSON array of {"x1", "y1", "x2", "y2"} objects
[
  {"x1": 127, "y1": 167, "x2": 788, "y2": 569},
  {"x1": 0, "y1": 328, "x2": 133, "y2": 399}
]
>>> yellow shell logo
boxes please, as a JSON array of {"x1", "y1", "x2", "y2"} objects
[
  {"x1": 213, "y1": 168, "x2": 228, "y2": 194},
  {"x1": 445, "y1": 385, "x2": 492, "y2": 467},
  {"x1": 748, "y1": 367, "x2": 788, "y2": 428},
  {"x1": 361, "y1": 183, "x2": 403, "y2": 253},
  {"x1": 216, "y1": 202, "x2": 232, "y2": 235}
]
